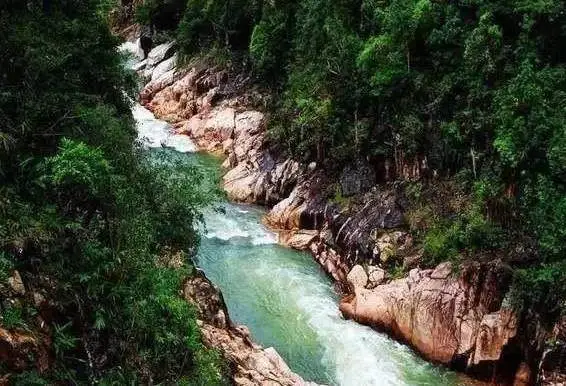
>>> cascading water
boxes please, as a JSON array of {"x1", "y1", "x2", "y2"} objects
[{"x1": 126, "y1": 44, "x2": 469, "y2": 386}]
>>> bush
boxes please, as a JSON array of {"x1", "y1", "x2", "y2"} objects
[
  {"x1": 510, "y1": 262, "x2": 566, "y2": 323},
  {"x1": 423, "y1": 225, "x2": 459, "y2": 265}
]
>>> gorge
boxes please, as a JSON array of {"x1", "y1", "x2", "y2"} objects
[
  {"x1": 3, "y1": 1, "x2": 566, "y2": 384},
  {"x1": 131, "y1": 58, "x2": 467, "y2": 385},
  {"x1": 128, "y1": 38, "x2": 535, "y2": 385}
]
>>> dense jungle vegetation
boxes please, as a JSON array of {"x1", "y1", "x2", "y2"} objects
[
  {"x1": 135, "y1": 0, "x2": 566, "y2": 321},
  {"x1": 0, "y1": 1, "x2": 226, "y2": 384},
  {"x1": 3, "y1": 0, "x2": 566, "y2": 381}
]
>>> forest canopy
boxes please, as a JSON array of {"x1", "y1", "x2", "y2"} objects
[{"x1": 0, "y1": 1, "x2": 225, "y2": 383}]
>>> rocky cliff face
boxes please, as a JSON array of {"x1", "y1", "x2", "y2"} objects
[
  {"x1": 339, "y1": 261, "x2": 523, "y2": 382},
  {"x1": 137, "y1": 40, "x2": 561, "y2": 385}
]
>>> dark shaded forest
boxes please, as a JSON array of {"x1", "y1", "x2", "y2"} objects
[{"x1": 0, "y1": 1, "x2": 226, "y2": 383}]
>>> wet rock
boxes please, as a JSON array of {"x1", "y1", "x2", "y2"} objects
[
  {"x1": 182, "y1": 271, "x2": 321, "y2": 385},
  {"x1": 265, "y1": 179, "x2": 327, "y2": 231},
  {"x1": 132, "y1": 58, "x2": 147, "y2": 72},
  {"x1": 310, "y1": 240, "x2": 348, "y2": 282},
  {"x1": 150, "y1": 53, "x2": 177, "y2": 81},
  {"x1": 277, "y1": 229, "x2": 319, "y2": 250},
  {"x1": 146, "y1": 41, "x2": 176, "y2": 69},
  {"x1": 223, "y1": 162, "x2": 261, "y2": 202}
]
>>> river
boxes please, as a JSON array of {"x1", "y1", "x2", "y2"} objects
[{"x1": 132, "y1": 100, "x2": 469, "y2": 385}]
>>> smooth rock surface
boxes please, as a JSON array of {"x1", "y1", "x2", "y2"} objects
[
  {"x1": 340, "y1": 261, "x2": 517, "y2": 372},
  {"x1": 146, "y1": 41, "x2": 176, "y2": 68},
  {"x1": 277, "y1": 229, "x2": 319, "y2": 250},
  {"x1": 150, "y1": 53, "x2": 177, "y2": 81}
]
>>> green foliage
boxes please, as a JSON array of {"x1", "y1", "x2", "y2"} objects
[
  {"x1": 136, "y1": 0, "x2": 187, "y2": 29},
  {"x1": 11, "y1": 371, "x2": 50, "y2": 386},
  {"x1": 177, "y1": 0, "x2": 262, "y2": 56},
  {"x1": 423, "y1": 226, "x2": 459, "y2": 265},
  {"x1": 1, "y1": 306, "x2": 26, "y2": 329},
  {"x1": 53, "y1": 323, "x2": 79, "y2": 359},
  {"x1": 423, "y1": 201, "x2": 503, "y2": 266},
  {"x1": 0, "y1": 1, "x2": 226, "y2": 383},
  {"x1": 47, "y1": 139, "x2": 112, "y2": 195},
  {"x1": 510, "y1": 262, "x2": 566, "y2": 323},
  {"x1": 329, "y1": 184, "x2": 351, "y2": 209},
  {"x1": 97, "y1": 0, "x2": 119, "y2": 21},
  {"x1": 0, "y1": 252, "x2": 14, "y2": 283}
]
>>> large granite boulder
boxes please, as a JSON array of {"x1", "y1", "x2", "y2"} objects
[{"x1": 340, "y1": 261, "x2": 520, "y2": 379}]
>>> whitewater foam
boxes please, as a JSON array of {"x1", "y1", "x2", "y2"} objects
[
  {"x1": 202, "y1": 205, "x2": 277, "y2": 245},
  {"x1": 133, "y1": 103, "x2": 196, "y2": 153}
]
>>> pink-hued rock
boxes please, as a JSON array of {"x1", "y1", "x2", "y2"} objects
[
  {"x1": 276, "y1": 229, "x2": 319, "y2": 250},
  {"x1": 339, "y1": 261, "x2": 517, "y2": 370}
]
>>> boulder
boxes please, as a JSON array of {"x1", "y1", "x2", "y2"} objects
[
  {"x1": 347, "y1": 265, "x2": 368, "y2": 289},
  {"x1": 235, "y1": 111, "x2": 265, "y2": 137},
  {"x1": 223, "y1": 163, "x2": 260, "y2": 202},
  {"x1": 204, "y1": 107, "x2": 235, "y2": 141},
  {"x1": 150, "y1": 53, "x2": 177, "y2": 81},
  {"x1": 277, "y1": 230, "x2": 319, "y2": 250},
  {"x1": 340, "y1": 261, "x2": 517, "y2": 375},
  {"x1": 367, "y1": 266, "x2": 386, "y2": 286},
  {"x1": 146, "y1": 41, "x2": 176, "y2": 69}
]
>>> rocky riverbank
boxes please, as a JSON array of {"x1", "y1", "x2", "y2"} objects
[
  {"x1": 182, "y1": 271, "x2": 318, "y2": 386},
  {"x1": 135, "y1": 39, "x2": 565, "y2": 385}
]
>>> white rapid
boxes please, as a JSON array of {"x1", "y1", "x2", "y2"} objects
[
  {"x1": 197, "y1": 204, "x2": 461, "y2": 386},
  {"x1": 133, "y1": 103, "x2": 196, "y2": 153}
]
